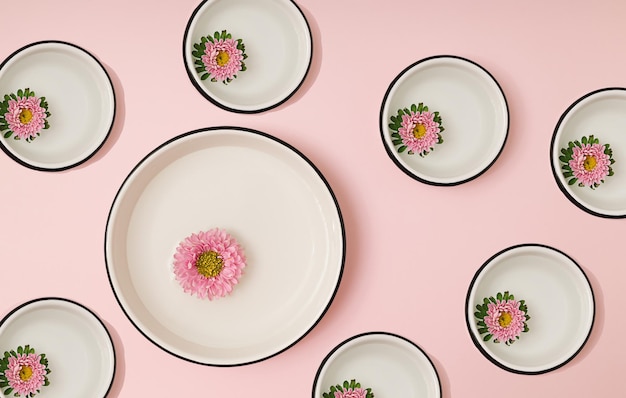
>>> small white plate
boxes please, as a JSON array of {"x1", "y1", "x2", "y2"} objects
[
  {"x1": 183, "y1": 0, "x2": 312, "y2": 113},
  {"x1": 105, "y1": 127, "x2": 344, "y2": 366},
  {"x1": 0, "y1": 41, "x2": 115, "y2": 170},
  {"x1": 551, "y1": 87, "x2": 626, "y2": 218},
  {"x1": 465, "y1": 244, "x2": 595, "y2": 374},
  {"x1": 0, "y1": 298, "x2": 115, "y2": 397},
  {"x1": 313, "y1": 332, "x2": 441, "y2": 398},
  {"x1": 380, "y1": 55, "x2": 509, "y2": 185}
]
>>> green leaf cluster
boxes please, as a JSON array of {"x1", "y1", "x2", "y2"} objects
[
  {"x1": 559, "y1": 135, "x2": 615, "y2": 189},
  {"x1": 388, "y1": 102, "x2": 444, "y2": 157},
  {"x1": 474, "y1": 291, "x2": 530, "y2": 346},
  {"x1": 0, "y1": 345, "x2": 51, "y2": 397},
  {"x1": 322, "y1": 379, "x2": 374, "y2": 398},
  {"x1": 191, "y1": 30, "x2": 248, "y2": 85},
  {"x1": 0, "y1": 88, "x2": 52, "y2": 143}
]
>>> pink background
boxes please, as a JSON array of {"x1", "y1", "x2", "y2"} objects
[{"x1": 1, "y1": 0, "x2": 624, "y2": 396}]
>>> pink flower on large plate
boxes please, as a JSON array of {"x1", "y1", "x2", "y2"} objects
[{"x1": 173, "y1": 228, "x2": 246, "y2": 300}]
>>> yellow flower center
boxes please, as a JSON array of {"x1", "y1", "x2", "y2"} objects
[
  {"x1": 412, "y1": 123, "x2": 427, "y2": 139},
  {"x1": 498, "y1": 312, "x2": 512, "y2": 328},
  {"x1": 196, "y1": 250, "x2": 223, "y2": 278},
  {"x1": 19, "y1": 108, "x2": 33, "y2": 125},
  {"x1": 216, "y1": 51, "x2": 230, "y2": 67},
  {"x1": 19, "y1": 365, "x2": 33, "y2": 381},
  {"x1": 583, "y1": 155, "x2": 597, "y2": 171}
]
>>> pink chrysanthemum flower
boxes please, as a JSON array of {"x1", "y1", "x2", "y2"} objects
[
  {"x1": 390, "y1": 103, "x2": 444, "y2": 156},
  {"x1": 334, "y1": 388, "x2": 367, "y2": 398},
  {"x1": 4, "y1": 96, "x2": 47, "y2": 140},
  {"x1": 5, "y1": 353, "x2": 47, "y2": 397},
  {"x1": 201, "y1": 38, "x2": 244, "y2": 82},
  {"x1": 484, "y1": 299, "x2": 526, "y2": 344},
  {"x1": 173, "y1": 228, "x2": 246, "y2": 300},
  {"x1": 569, "y1": 143, "x2": 612, "y2": 187}
]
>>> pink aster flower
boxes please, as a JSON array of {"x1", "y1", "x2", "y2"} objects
[
  {"x1": 201, "y1": 38, "x2": 245, "y2": 82},
  {"x1": 484, "y1": 299, "x2": 526, "y2": 344},
  {"x1": 569, "y1": 143, "x2": 612, "y2": 187},
  {"x1": 173, "y1": 228, "x2": 246, "y2": 300},
  {"x1": 4, "y1": 96, "x2": 47, "y2": 140},
  {"x1": 398, "y1": 110, "x2": 441, "y2": 155},
  {"x1": 334, "y1": 388, "x2": 367, "y2": 398},
  {"x1": 5, "y1": 353, "x2": 47, "y2": 397}
]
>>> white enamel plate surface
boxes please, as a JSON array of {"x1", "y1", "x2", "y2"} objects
[
  {"x1": 105, "y1": 127, "x2": 344, "y2": 366},
  {"x1": 380, "y1": 55, "x2": 509, "y2": 185},
  {"x1": 313, "y1": 332, "x2": 441, "y2": 398},
  {"x1": 465, "y1": 244, "x2": 594, "y2": 374},
  {"x1": 551, "y1": 87, "x2": 626, "y2": 218},
  {"x1": 183, "y1": 0, "x2": 312, "y2": 113},
  {"x1": 0, "y1": 41, "x2": 115, "y2": 170},
  {"x1": 0, "y1": 298, "x2": 115, "y2": 397}
]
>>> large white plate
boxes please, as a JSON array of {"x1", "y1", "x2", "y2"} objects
[
  {"x1": 380, "y1": 55, "x2": 509, "y2": 185},
  {"x1": 551, "y1": 87, "x2": 626, "y2": 218},
  {"x1": 465, "y1": 244, "x2": 595, "y2": 374},
  {"x1": 312, "y1": 332, "x2": 441, "y2": 398},
  {"x1": 0, "y1": 41, "x2": 115, "y2": 170},
  {"x1": 105, "y1": 127, "x2": 344, "y2": 365},
  {"x1": 0, "y1": 298, "x2": 115, "y2": 397},
  {"x1": 183, "y1": 0, "x2": 312, "y2": 113}
]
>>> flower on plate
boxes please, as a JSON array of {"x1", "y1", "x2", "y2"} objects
[
  {"x1": 322, "y1": 379, "x2": 374, "y2": 398},
  {"x1": 0, "y1": 88, "x2": 51, "y2": 142},
  {"x1": 389, "y1": 102, "x2": 444, "y2": 156},
  {"x1": 0, "y1": 345, "x2": 51, "y2": 397},
  {"x1": 173, "y1": 228, "x2": 246, "y2": 300},
  {"x1": 474, "y1": 291, "x2": 530, "y2": 345},
  {"x1": 192, "y1": 30, "x2": 247, "y2": 84},
  {"x1": 559, "y1": 135, "x2": 615, "y2": 189}
]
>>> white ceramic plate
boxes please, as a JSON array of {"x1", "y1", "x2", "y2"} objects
[
  {"x1": 465, "y1": 244, "x2": 595, "y2": 374},
  {"x1": 380, "y1": 55, "x2": 509, "y2": 185},
  {"x1": 313, "y1": 332, "x2": 441, "y2": 398},
  {"x1": 0, "y1": 41, "x2": 115, "y2": 170},
  {"x1": 183, "y1": 0, "x2": 312, "y2": 113},
  {"x1": 0, "y1": 298, "x2": 115, "y2": 397},
  {"x1": 105, "y1": 127, "x2": 344, "y2": 365},
  {"x1": 551, "y1": 87, "x2": 626, "y2": 218}
]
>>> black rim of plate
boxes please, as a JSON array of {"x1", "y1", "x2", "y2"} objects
[
  {"x1": 104, "y1": 126, "x2": 345, "y2": 366},
  {"x1": 312, "y1": 331, "x2": 442, "y2": 397},
  {"x1": 0, "y1": 296, "x2": 116, "y2": 397},
  {"x1": 182, "y1": 0, "x2": 313, "y2": 114},
  {"x1": 379, "y1": 54, "x2": 510, "y2": 186},
  {"x1": 464, "y1": 243, "x2": 595, "y2": 375},
  {"x1": 550, "y1": 86, "x2": 626, "y2": 218},
  {"x1": 0, "y1": 40, "x2": 116, "y2": 172}
]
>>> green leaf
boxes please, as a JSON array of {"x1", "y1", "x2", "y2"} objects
[
  {"x1": 568, "y1": 178, "x2": 577, "y2": 185},
  {"x1": 201, "y1": 73, "x2": 210, "y2": 81},
  {"x1": 398, "y1": 145, "x2": 407, "y2": 153},
  {"x1": 497, "y1": 292, "x2": 502, "y2": 301},
  {"x1": 483, "y1": 334, "x2": 492, "y2": 342},
  {"x1": 411, "y1": 103, "x2": 417, "y2": 113}
]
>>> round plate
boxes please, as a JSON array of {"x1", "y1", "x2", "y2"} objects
[
  {"x1": 551, "y1": 87, "x2": 626, "y2": 218},
  {"x1": 183, "y1": 0, "x2": 312, "y2": 113},
  {"x1": 0, "y1": 41, "x2": 115, "y2": 171},
  {"x1": 465, "y1": 244, "x2": 595, "y2": 374},
  {"x1": 0, "y1": 298, "x2": 115, "y2": 397},
  {"x1": 105, "y1": 126, "x2": 344, "y2": 366},
  {"x1": 380, "y1": 55, "x2": 509, "y2": 185},
  {"x1": 312, "y1": 332, "x2": 441, "y2": 398}
]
